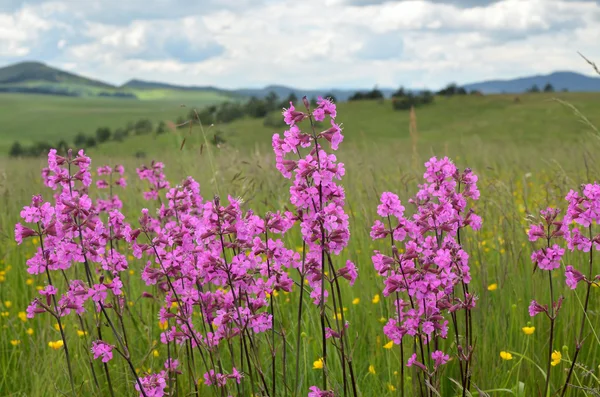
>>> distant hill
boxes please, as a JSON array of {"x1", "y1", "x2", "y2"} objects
[
  {"x1": 232, "y1": 85, "x2": 397, "y2": 101},
  {"x1": 463, "y1": 71, "x2": 600, "y2": 94},
  {"x1": 3, "y1": 61, "x2": 600, "y2": 100},
  {"x1": 122, "y1": 79, "x2": 228, "y2": 94},
  {"x1": 0, "y1": 61, "x2": 113, "y2": 88}
]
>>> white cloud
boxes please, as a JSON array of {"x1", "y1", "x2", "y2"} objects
[{"x1": 0, "y1": 0, "x2": 600, "y2": 89}]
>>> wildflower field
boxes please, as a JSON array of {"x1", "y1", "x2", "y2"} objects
[{"x1": 1, "y1": 92, "x2": 600, "y2": 397}]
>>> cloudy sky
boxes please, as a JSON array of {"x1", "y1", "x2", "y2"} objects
[{"x1": 1, "y1": 0, "x2": 599, "y2": 89}]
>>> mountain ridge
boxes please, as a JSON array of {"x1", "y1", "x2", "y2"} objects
[{"x1": 2, "y1": 61, "x2": 600, "y2": 99}]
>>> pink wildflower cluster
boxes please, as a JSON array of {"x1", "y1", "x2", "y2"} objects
[
  {"x1": 130, "y1": 167, "x2": 300, "y2": 394},
  {"x1": 272, "y1": 96, "x2": 354, "y2": 304},
  {"x1": 137, "y1": 161, "x2": 170, "y2": 200},
  {"x1": 273, "y1": 96, "x2": 356, "y2": 395},
  {"x1": 371, "y1": 156, "x2": 480, "y2": 388}
]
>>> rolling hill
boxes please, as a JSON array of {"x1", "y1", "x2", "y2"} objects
[{"x1": 463, "y1": 71, "x2": 600, "y2": 94}]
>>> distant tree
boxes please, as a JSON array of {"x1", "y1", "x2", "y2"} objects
[
  {"x1": 134, "y1": 119, "x2": 153, "y2": 135},
  {"x1": 265, "y1": 91, "x2": 280, "y2": 111},
  {"x1": 113, "y1": 128, "x2": 127, "y2": 141},
  {"x1": 95, "y1": 127, "x2": 111, "y2": 143},
  {"x1": 216, "y1": 102, "x2": 245, "y2": 123},
  {"x1": 85, "y1": 136, "x2": 97, "y2": 148},
  {"x1": 437, "y1": 83, "x2": 467, "y2": 96},
  {"x1": 527, "y1": 84, "x2": 540, "y2": 93},
  {"x1": 279, "y1": 93, "x2": 298, "y2": 108},
  {"x1": 309, "y1": 96, "x2": 318, "y2": 108},
  {"x1": 9, "y1": 141, "x2": 23, "y2": 157},
  {"x1": 56, "y1": 140, "x2": 69, "y2": 155},
  {"x1": 323, "y1": 93, "x2": 337, "y2": 102},
  {"x1": 348, "y1": 92, "x2": 365, "y2": 101},
  {"x1": 562, "y1": 88, "x2": 569, "y2": 92},
  {"x1": 245, "y1": 96, "x2": 268, "y2": 118},
  {"x1": 543, "y1": 83, "x2": 554, "y2": 92},
  {"x1": 392, "y1": 86, "x2": 407, "y2": 98},
  {"x1": 156, "y1": 121, "x2": 167, "y2": 134},
  {"x1": 74, "y1": 132, "x2": 87, "y2": 148},
  {"x1": 469, "y1": 89, "x2": 483, "y2": 96}
]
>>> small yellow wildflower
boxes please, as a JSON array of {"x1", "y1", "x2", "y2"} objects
[
  {"x1": 18, "y1": 311, "x2": 27, "y2": 322},
  {"x1": 522, "y1": 326, "x2": 535, "y2": 335},
  {"x1": 1, "y1": 311, "x2": 9, "y2": 317},
  {"x1": 54, "y1": 323, "x2": 61, "y2": 331},
  {"x1": 10, "y1": 340, "x2": 21, "y2": 346},
  {"x1": 487, "y1": 283, "x2": 498, "y2": 291},
  {"x1": 352, "y1": 298, "x2": 360, "y2": 305},
  {"x1": 153, "y1": 350, "x2": 159, "y2": 357},
  {"x1": 129, "y1": 270, "x2": 135, "y2": 276},
  {"x1": 127, "y1": 255, "x2": 134, "y2": 261},
  {"x1": 335, "y1": 313, "x2": 342, "y2": 320},
  {"x1": 36, "y1": 286, "x2": 44, "y2": 291},
  {"x1": 48, "y1": 340, "x2": 64, "y2": 350},
  {"x1": 26, "y1": 328, "x2": 34, "y2": 336},
  {"x1": 388, "y1": 383, "x2": 396, "y2": 392},
  {"x1": 500, "y1": 351, "x2": 513, "y2": 361},
  {"x1": 383, "y1": 341, "x2": 394, "y2": 349},
  {"x1": 4, "y1": 301, "x2": 12, "y2": 308},
  {"x1": 372, "y1": 294, "x2": 380, "y2": 304},
  {"x1": 77, "y1": 330, "x2": 88, "y2": 337},
  {"x1": 26, "y1": 278, "x2": 34, "y2": 286},
  {"x1": 158, "y1": 320, "x2": 168, "y2": 331},
  {"x1": 379, "y1": 316, "x2": 386, "y2": 324},
  {"x1": 368, "y1": 365, "x2": 376, "y2": 374},
  {"x1": 551, "y1": 350, "x2": 561, "y2": 366},
  {"x1": 170, "y1": 302, "x2": 178, "y2": 309},
  {"x1": 313, "y1": 358, "x2": 324, "y2": 370}
]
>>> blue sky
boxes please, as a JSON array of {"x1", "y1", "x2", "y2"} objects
[{"x1": 1, "y1": 0, "x2": 599, "y2": 89}]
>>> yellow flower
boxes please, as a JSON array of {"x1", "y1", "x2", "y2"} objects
[
  {"x1": 368, "y1": 365, "x2": 376, "y2": 374},
  {"x1": 383, "y1": 341, "x2": 394, "y2": 349},
  {"x1": 487, "y1": 283, "x2": 498, "y2": 291},
  {"x1": 10, "y1": 340, "x2": 21, "y2": 346},
  {"x1": 372, "y1": 294, "x2": 380, "y2": 304},
  {"x1": 153, "y1": 350, "x2": 159, "y2": 357},
  {"x1": 4, "y1": 301, "x2": 12, "y2": 308},
  {"x1": 1, "y1": 312, "x2": 9, "y2": 317},
  {"x1": 379, "y1": 316, "x2": 386, "y2": 324},
  {"x1": 26, "y1": 278, "x2": 34, "y2": 286},
  {"x1": 48, "y1": 340, "x2": 64, "y2": 350},
  {"x1": 77, "y1": 330, "x2": 88, "y2": 337},
  {"x1": 26, "y1": 328, "x2": 34, "y2": 336},
  {"x1": 158, "y1": 320, "x2": 168, "y2": 331},
  {"x1": 335, "y1": 313, "x2": 342, "y2": 320},
  {"x1": 522, "y1": 326, "x2": 535, "y2": 335},
  {"x1": 36, "y1": 286, "x2": 44, "y2": 291},
  {"x1": 388, "y1": 383, "x2": 396, "y2": 392},
  {"x1": 551, "y1": 350, "x2": 561, "y2": 366},
  {"x1": 296, "y1": 246, "x2": 304, "y2": 253},
  {"x1": 352, "y1": 298, "x2": 360, "y2": 305},
  {"x1": 500, "y1": 351, "x2": 513, "y2": 361},
  {"x1": 170, "y1": 302, "x2": 179, "y2": 309},
  {"x1": 18, "y1": 311, "x2": 27, "y2": 322},
  {"x1": 127, "y1": 255, "x2": 134, "y2": 261},
  {"x1": 129, "y1": 270, "x2": 135, "y2": 276},
  {"x1": 313, "y1": 358, "x2": 324, "y2": 370},
  {"x1": 54, "y1": 323, "x2": 61, "y2": 331}
]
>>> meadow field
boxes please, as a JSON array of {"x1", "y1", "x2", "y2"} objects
[{"x1": 1, "y1": 91, "x2": 600, "y2": 396}]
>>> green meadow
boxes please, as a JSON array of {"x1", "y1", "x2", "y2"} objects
[{"x1": 1, "y1": 91, "x2": 600, "y2": 396}]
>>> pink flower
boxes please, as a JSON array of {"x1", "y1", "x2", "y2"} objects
[
  {"x1": 531, "y1": 245, "x2": 564, "y2": 271},
  {"x1": 338, "y1": 260, "x2": 358, "y2": 286},
  {"x1": 431, "y1": 350, "x2": 450, "y2": 369},
  {"x1": 377, "y1": 192, "x2": 405, "y2": 219},
  {"x1": 565, "y1": 265, "x2": 585, "y2": 289},
  {"x1": 528, "y1": 300, "x2": 547, "y2": 317},
  {"x1": 308, "y1": 386, "x2": 335, "y2": 397},
  {"x1": 91, "y1": 340, "x2": 114, "y2": 363}
]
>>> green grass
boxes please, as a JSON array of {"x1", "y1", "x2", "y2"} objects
[
  {"x1": 1, "y1": 92, "x2": 600, "y2": 396},
  {"x1": 0, "y1": 92, "x2": 234, "y2": 153}
]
